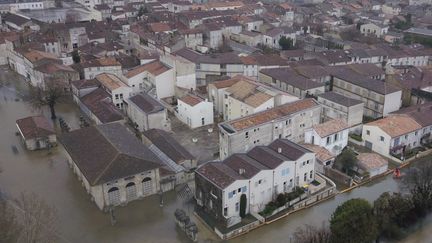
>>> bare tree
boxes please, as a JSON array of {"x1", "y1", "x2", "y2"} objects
[
  {"x1": 293, "y1": 223, "x2": 332, "y2": 243},
  {"x1": 15, "y1": 192, "x2": 58, "y2": 243},
  {"x1": 403, "y1": 163, "x2": 432, "y2": 216},
  {"x1": 28, "y1": 79, "x2": 67, "y2": 120}
]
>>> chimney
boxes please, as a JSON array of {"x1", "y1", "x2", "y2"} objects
[
  {"x1": 278, "y1": 147, "x2": 282, "y2": 153},
  {"x1": 238, "y1": 168, "x2": 245, "y2": 175}
]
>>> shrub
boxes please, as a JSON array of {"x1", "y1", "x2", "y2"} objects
[
  {"x1": 240, "y1": 194, "x2": 247, "y2": 218},
  {"x1": 276, "y1": 193, "x2": 287, "y2": 207}
]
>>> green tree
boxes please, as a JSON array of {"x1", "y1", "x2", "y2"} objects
[
  {"x1": 333, "y1": 148, "x2": 357, "y2": 174},
  {"x1": 72, "y1": 50, "x2": 80, "y2": 63},
  {"x1": 240, "y1": 194, "x2": 247, "y2": 218},
  {"x1": 279, "y1": 36, "x2": 294, "y2": 50},
  {"x1": 330, "y1": 198, "x2": 378, "y2": 243},
  {"x1": 374, "y1": 192, "x2": 413, "y2": 241}
]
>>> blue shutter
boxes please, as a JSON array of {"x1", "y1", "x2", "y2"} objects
[
  {"x1": 228, "y1": 192, "x2": 233, "y2": 198},
  {"x1": 242, "y1": 186, "x2": 247, "y2": 192}
]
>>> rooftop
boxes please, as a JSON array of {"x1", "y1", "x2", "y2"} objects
[
  {"x1": 357, "y1": 153, "x2": 388, "y2": 170},
  {"x1": 365, "y1": 115, "x2": 421, "y2": 138},
  {"x1": 312, "y1": 119, "x2": 349, "y2": 138},
  {"x1": 220, "y1": 99, "x2": 319, "y2": 132},
  {"x1": 317, "y1": 91, "x2": 363, "y2": 107},
  {"x1": 178, "y1": 94, "x2": 204, "y2": 107},
  {"x1": 128, "y1": 93, "x2": 164, "y2": 114},
  {"x1": 60, "y1": 123, "x2": 162, "y2": 186},
  {"x1": 16, "y1": 115, "x2": 55, "y2": 140}
]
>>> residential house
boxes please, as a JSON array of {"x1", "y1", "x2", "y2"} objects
[
  {"x1": 95, "y1": 73, "x2": 132, "y2": 110},
  {"x1": 33, "y1": 62, "x2": 80, "y2": 90},
  {"x1": 360, "y1": 23, "x2": 389, "y2": 38},
  {"x1": 82, "y1": 57, "x2": 123, "y2": 79},
  {"x1": 362, "y1": 115, "x2": 425, "y2": 158},
  {"x1": 60, "y1": 123, "x2": 164, "y2": 211},
  {"x1": 301, "y1": 143, "x2": 335, "y2": 173},
  {"x1": 218, "y1": 99, "x2": 321, "y2": 159},
  {"x1": 16, "y1": 115, "x2": 56, "y2": 151},
  {"x1": 304, "y1": 119, "x2": 349, "y2": 156},
  {"x1": 317, "y1": 91, "x2": 364, "y2": 132},
  {"x1": 125, "y1": 60, "x2": 175, "y2": 98},
  {"x1": 195, "y1": 139, "x2": 316, "y2": 227},
  {"x1": 176, "y1": 94, "x2": 214, "y2": 129},
  {"x1": 126, "y1": 93, "x2": 171, "y2": 132}
]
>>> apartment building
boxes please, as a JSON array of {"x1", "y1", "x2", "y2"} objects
[
  {"x1": 330, "y1": 68, "x2": 402, "y2": 118},
  {"x1": 218, "y1": 99, "x2": 321, "y2": 159},
  {"x1": 195, "y1": 139, "x2": 315, "y2": 227},
  {"x1": 317, "y1": 91, "x2": 364, "y2": 131}
]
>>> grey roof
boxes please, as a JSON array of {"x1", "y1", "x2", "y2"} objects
[
  {"x1": 269, "y1": 139, "x2": 311, "y2": 161},
  {"x1": 60, "y1": 123, "x2": 162, "y2": 186},
  {"x1": 196, "y1": 139, "x2": 313, "y2": 189},
  {"x1": 175, "y1": 48, "x2": 243, "y2": 65},
  {"x1": 329, "y1": 67, "x2": 401, "y2": 95},
  {"x1": 128, "y1": 93, "x2": 164, "y2": 114},
  {"x1": 260, "y1": 68, "x2": 324, "y2": 90},
  {"x1": 143, "y1": 129, "x2": 195, "y2": 164},
  {"x1": 318, "y1": 91, "x2": 363, "y2": 107},
  {"x1": 405, "y1": 27, "x2": 432, "y2": 37},
  {"x1": 391, "y1": 102, "x2": 432, "y2": 127}
]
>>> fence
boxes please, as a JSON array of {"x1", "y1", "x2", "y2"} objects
[
  {"x1": 324, "y1": 167, "x2": 353, "y2": 187},
  {"x1": 214, "y1": 219, "x2": 262, "y2": 240}
]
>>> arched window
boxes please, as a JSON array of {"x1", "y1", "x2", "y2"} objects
[
  {"x1": 142, "y1": 177, "x2": 153, "y2": 195},
  {"x1": 108, "y1": 187, "x2": 120, "y2": 205},
  {"x1": 125, "y1": 182, "x2": 137, "y2": 201}
]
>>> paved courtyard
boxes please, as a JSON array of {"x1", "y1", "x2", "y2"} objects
[{"x1": 169, "y1": 113, "x2": 220, "y2": 164}]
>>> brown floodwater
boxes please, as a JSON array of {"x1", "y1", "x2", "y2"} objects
[{"x1": 0, "y1": 66, "x2": 430, "y2": 243}]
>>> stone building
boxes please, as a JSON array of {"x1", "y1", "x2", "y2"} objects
[
  {"x1": 60, "y1": 123, "x2": 163, "y2": 211},
  {"x1": 218, "y1": 99, "x2": 321, "y2": 159},
  {"x1": 16, "y1": 115, "x2": 56, "y2": 150}
]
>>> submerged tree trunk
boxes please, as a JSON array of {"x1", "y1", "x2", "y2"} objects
[{"x1": 49, "y1": 104, "x2": 56, "y2": 120}]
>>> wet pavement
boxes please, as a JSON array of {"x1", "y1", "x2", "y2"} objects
[{"x1": 0, "y1": 65, "x2": 431, "y2": 243}]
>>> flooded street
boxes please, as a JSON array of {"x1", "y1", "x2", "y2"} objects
[{"x1": 0, "y1": 65, "x2": 431, "y2": 243}]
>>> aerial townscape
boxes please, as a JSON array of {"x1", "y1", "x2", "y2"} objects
[{"x1": 2, "y1": 0, "x2": 432, "y2": 242}]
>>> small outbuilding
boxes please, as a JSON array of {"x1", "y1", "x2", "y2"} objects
[
  {"x1": 16, "y1": 115, "x2": 56, "y2": 150},
  {"x1": 357, "y1": 153, "x2": 388, "y2": 177}
]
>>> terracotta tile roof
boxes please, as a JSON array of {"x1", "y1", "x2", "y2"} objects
[
  {"x1": 240, "y1": 55, "x2": 257, "y2": 65},
  {"x1": 210, "y1": 75, "x2": 251, "y2": 89},
  {"x1": 95, "y1": 73, "x2": 127, "y2": 91},
  {"x1": 312, "y1": 119, "x2": 349, "y2": 138},
  {"x1": 301, "y1": 143, "x2": 335, "y2": 162},
  {"x1": 391, "y1": 102, "x2": 432, "y2": 127},
  {"x1": 227, "y1": 80, "x2": 273, "y2": 108},
  {"x1": 81, "y1": 88, "x2": 124, "y2": 124},
  {"x1": 366, "y1": 115, "x2": 421, "y2": 138},
  {"x1": 16, "y1": 116, "x2": 55, "y2": 140},
  {"x1": 23, "y1": 50, "x2": 58, "y2": 63},
  {"x1": 357, "y1": 153, "x2": 388, "y2": 170},
  {"x1": 149, "y1": 23, "x2": 172, "y2": 33},
  {"x1": 179, "y1": 94, "x2": 203, "y2": 107},
  {"x1": 125, "y1": 61, "x2": 170, "y2": 78},
  {"x1": 225, "y1": 98, "x2": 319, "y2": 131}
]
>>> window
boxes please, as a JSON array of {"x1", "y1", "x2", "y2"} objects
[
  {"x1": 235, "y1": 202, "x2": 239, "y2": 212},
  {"x1": 326, "y1": 137, "x2": 331, "y2": 145},
  {"x1": 380, "y1": 136, "x2": 384, "y2": 142},
  {"x1": 302, "y1": 161, "x2": 306, "y2": 166},
  {"x1": 115, "y1": 94, "x2": 119, "y2": 100},
  {"x1": 366, "y1": 130, "x2": 370, "y2": 135},
  {"x1": 304, "y1": 173, "x2": 307, "y2": 181},
  {"x1": 232, "y1": 190, "x2": 236, "y2": 196},
  {"x1": 306, "y1": 160, "x2": 310, "y2": 164},
  {"x1": 405, "y1": 135, "x2": 408, "y2": 139},
  {"x1": 258, "y1": 179, "x2": 262, "y2": 185},
  {"x1": 228, "y1": 191, "x2": 233, "y2": 198},
  {"x1": 334, "y1": 133, "x2": 338, "y2": 141},
  {"x1": 224, "y1": 207, "x2": 228, "y2": 216},
  {"x1": 310, "y1": 171, "x2": 313, "y2": 179},
  {"x1": 238, "y1": 188, "x2": 241, "y2": 193},
  {"x1": 415, "y1": 131, "x2": 418, "y2": 136},
  {"x1": 245, "y1": 132, "x2": 249, "y2": 138}
]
